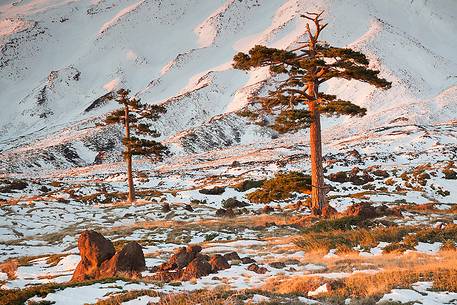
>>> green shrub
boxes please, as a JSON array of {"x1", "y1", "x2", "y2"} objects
[
  {"x1": 246, "y1": 172, "x2": 311, "y2": 203},
  {"x1": 233, "y1": 179, "x2": 264, "y2": 192}
]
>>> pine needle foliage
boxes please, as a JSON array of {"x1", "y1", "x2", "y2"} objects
[
  {"x1": 233, "y1": 11, "x2": 391, "y2": 215},
  {"x1": 105, "y1": 89, "x2": 168, "y2": 159},
  {"x1": 104, "y1": 88, "x2": 168, "y2": 202},
  {"x1": 232, "y1": 15, "x2": 391, "y2": 133}
]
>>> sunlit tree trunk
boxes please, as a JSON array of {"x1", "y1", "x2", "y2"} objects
[
  {"x1": 307, "y1": 82, "x2": 326, "y2": 215},
  {"x1": 124, "y1": 104, "x2": 135, "y2": 203}
]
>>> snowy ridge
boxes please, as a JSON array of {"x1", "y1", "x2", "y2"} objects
[{"x1": 0, "y1": 0, "x2": 456, "y2": 173}]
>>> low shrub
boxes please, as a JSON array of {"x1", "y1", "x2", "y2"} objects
[
  {"x1": 246, "y1": 172, "x2": 311, "y2": 203},
  {"x1": 232, "y1": 179, "x2": 264, "y2": 192}
]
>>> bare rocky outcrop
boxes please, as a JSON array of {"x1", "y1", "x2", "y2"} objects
[
  {"x1": 152, "y1": 245, "x2": 248, "y2": 282},
  {"x1": 100, "y1": 241, "x2": 146, "y2": 278},
  {"x1": 344, "y1": 203, "x2": 401, "y2": 219},
  {"x1": 71, "y1": 230, "x2": 115, "y2": 281},
  {"x1": 181, "y1": 255, "x2": 213, "y2": 280},
  {"x1": 158, "y1": 245, "x2": 202, "y2": 271},
  {"x1": 71, "y1": 230, "x2": 145, "y2": 282},
  {"x1": 208, "y1": 254, "x2": 230, "y2": 271}
]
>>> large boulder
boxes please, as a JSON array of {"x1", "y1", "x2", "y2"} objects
[
  {"x1": 152, "y1": 245, "x2": 236, "y2": 282},
  {"x1": 71, "y1": 230, "x2": 115, "y2": 282},
  {"x1": 71, "y1": 231, "x2": 145, "y2": 282},
  {"x1": 181, "y1": 255, "x2": 213, "y2": 280},
  {"x1": 208, "y1": 254, "x2": 230, "y2": 271},
  {"x1": 158, "y1": 245, "x2": 202, "y2": 271},
  {"x1": 100, "y1": 241, "x2": 146, "y2": 278},
  {"x1": 344, "y1": 203, "x2": 377, "y2": 219}
]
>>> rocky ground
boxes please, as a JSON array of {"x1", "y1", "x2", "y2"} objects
[{"x1": 1, "y1": 128, "x2": 457, "y2": 304}]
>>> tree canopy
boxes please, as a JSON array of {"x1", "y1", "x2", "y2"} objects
[
  {"x1": 233, "y1": 15, "x2": 391, "y2": 133},
  {"x1": 105, "y1": 89, "x2": 168, "y2": 160}
]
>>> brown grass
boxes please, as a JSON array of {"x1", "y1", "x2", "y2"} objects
[
  {"x1": 261, "y1": 251, "x2": 457, "y2": 301},
  {"x1": 0, "y1": 260, "x2": 18, "y2": 280},
  {"x1": 94, "y1": 289, "x2": 161, "y2": 305}
]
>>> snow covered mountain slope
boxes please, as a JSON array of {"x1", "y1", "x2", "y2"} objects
[{"x1": 0, "y1": 0, "x2": 456, "y2": 173}]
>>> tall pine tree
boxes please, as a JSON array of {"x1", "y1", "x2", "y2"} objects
[
  {"x1": 233, "y1": 12, "x2": 391, "y2": 215},
  {"x1": 105, "y1": 88, "x2": 168, "y2": 203}
]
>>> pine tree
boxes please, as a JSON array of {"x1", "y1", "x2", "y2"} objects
[
  {"x1": 105, "y1": 88, "x2": 168, "y2": 203},
  {"x1": 233, "y1": 12, "x2": 391, "y2": 215}
]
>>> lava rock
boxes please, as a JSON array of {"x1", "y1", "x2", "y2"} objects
[
  {"x1": 159, "y1": 245, "x2": 202, "y2": 271},
  {"x1": 208, "y1": 254, "x2": 230, "y2": 271},
  {"x1": 247, "y1": 263, "x2": 267, "y2": 274},
  {"x1": 241, "y1": 257, "x2": 256, "y2": 264},
  {"x1": 71, "y1": 230, "x2": 116, "y2": 281},
  {"x1": 215, "y1": 208, "x2": 236, "y2": 218},
  {"x1": 223, "y1": 252, "x2": 241, "y2": 261},
  {"x1": 222, "y1": 197, "x2": 249, "y2": 209},
  {"x1": 181, "y1": 255, "x2": 213, "y2": 280},
  {"x1": 269, "y1": 261, "x2": 286, "y2": 269}
]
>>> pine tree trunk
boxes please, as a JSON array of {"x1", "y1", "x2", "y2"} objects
[
  {"x1": 124, "y1": 105, "x2": 135, "y2": 203},
  {"x1": 308, "y1": 82, "x2": 326, "y2": 215}
]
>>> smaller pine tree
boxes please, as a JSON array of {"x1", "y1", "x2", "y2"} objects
[{"x1": 105, "y1": 88, "x2": 168, "y2": 203}]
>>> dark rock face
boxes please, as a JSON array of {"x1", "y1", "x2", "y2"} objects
[
  {"x1": 241, "y1": 257, "x2": 256, "y2": 264},
  {"x1": 113, "y1": 241, "x2": 146, "y2": 274},
  {"x1": 161, "y1": 202, "x2": 171, "y2": 213},
  {"x1": 72, "y1": 230, "x2": 115, "y2": 281},
  {"x1": 247, "y1": 263, "x2": 267, "y2": 274},
  {"x1": 71, "y1": 231, "x2": 145, "y2": 282},
  {"x1": 199, "y1": 186, "x2": 225, "y2": 195},
  {"x1": 371, "y1": 169, "x2": 389, "y2": 178},
  {"x1": 158, "y1": 245, "x2": 202, "y2": 271},
  {"x1": 328, "y1": 169, "x2": 374, "y2": 186},
  {"x1": 222, "y1": 197, "x2": 249, "y2": 209},
  {"x1": 215, "y1": 208, "x2": 236, "y2": 218},
  {"x1": 345, "y1": 203, "x2": 377, "y2": 219},
  {"x1": 223, "y1": 252, "x2": 241, "y2": 261},
  {"x1": 208, "y1": 254, "x2": 230, "y2": 271},
  {"x1": 184, "y1": 204, "x2": 194, "y2": 212},
  {"x1": 181, "y1": 255, "x2": 213, "y2": 280},
  {"x1": 153, "y1": 245, "x2": 233, "y2": 282},
  {"x1": 269, "y1": 261, "x2": 286, "y2": 269}
]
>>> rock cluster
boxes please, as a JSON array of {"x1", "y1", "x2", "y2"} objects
[
  {"x1": 152, "y1": 245, "x2": 228, "y2": 281},
  {"x1": 71, "y1": 230, "x2": 145, "y2": 282},
  {"x1": 152, "y1": 246, "x2": 257, "y2": 281},
  {"x1": 328, "y1": 168, "x2": 374, "y2": 186},
  {"x1": 344, "y1": 203, "x2": 401, "y2": 218}
]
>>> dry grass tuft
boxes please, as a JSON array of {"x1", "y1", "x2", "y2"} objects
[
  {"x1": 0, "y1": 260, "x2": 18, "y2": 280},
  {"x1": 158, "y1": 288, "x2": 240, "y2": 305},
  {"x1": 261, "y1": 251, "x2": 457, "y2": 301}
]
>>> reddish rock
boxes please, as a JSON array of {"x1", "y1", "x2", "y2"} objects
[
  {"x1": 268, "y1": 261, "x2": 286, "y2": 269},
  {"x1": 223, "y1": 252, "x2": 241, "y2": 261},
  {"x1": 159, "y1": 245, "x2": 202, "y2": 271},
  {"x1": 72, "y1": 231, "x2": 146, "y2": 282},
  {"x1": 100, "y1": 241, "x2": 145, "y2": 277},
  {"x1": 345, "y1": 203, "x2": 377, "y2": 219},
  {"x1": 208, "y1": 254, "x2": 230, "y2": 271},
  {"x1": 241, "y1": 257, "x2": 256, "y2": 264},
  {"x1": 247, "y1": 263, "x2": 267, "y2": 274},
  {"x1": 71, "y1": 230, "x2": 115, "y2": 282},
  {"x1": 181, "y1": 255, "x2": 212, "y2": 280},
  {"x1": 262, "y1": 205, "x2": 274, "y2": 214}
]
